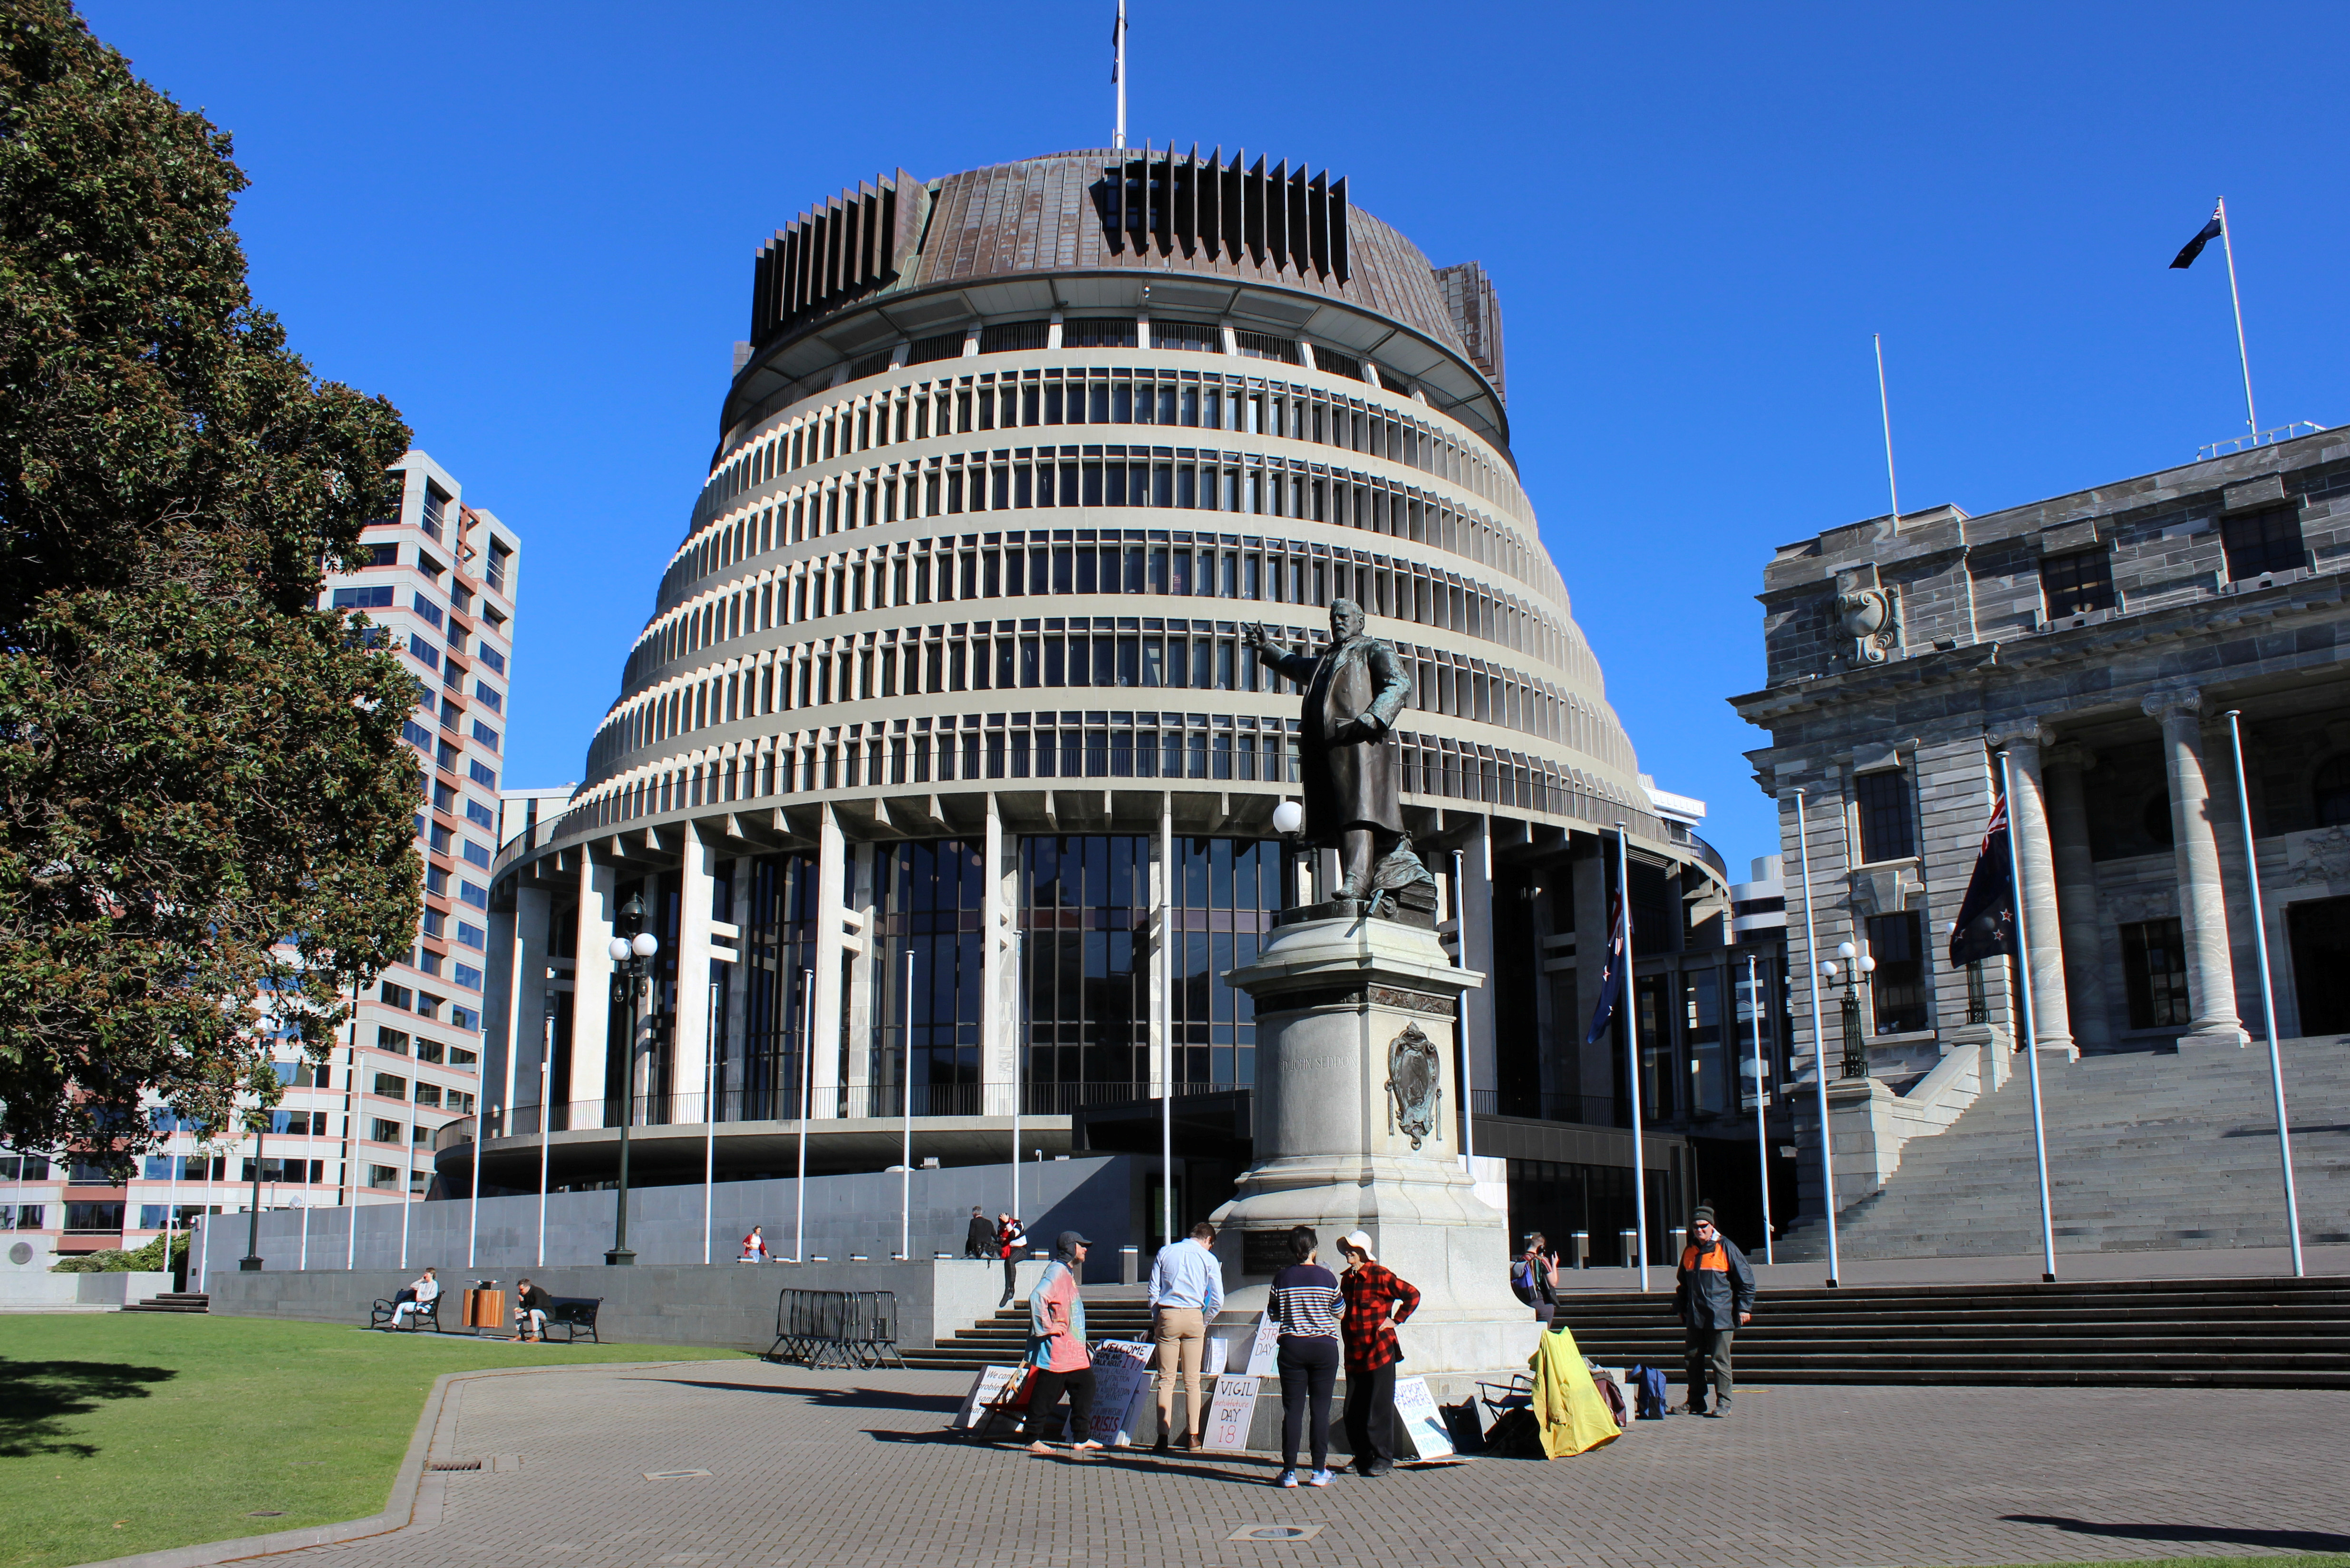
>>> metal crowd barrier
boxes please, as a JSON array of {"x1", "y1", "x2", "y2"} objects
[{"x1": 764, "y1": 1289, "x2": 904, "y2": 1369}]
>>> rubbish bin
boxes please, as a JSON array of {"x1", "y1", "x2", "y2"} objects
[
  {"x1": 1569, "y1": 1231, "x2": 1589, "y2": 1270},
  {"x1": 1618, "y1": 1228, "x2": 1638, "y2": 1267},
  {"x1": 1120, "y1": 1245, "x2": 1140, "y2": 1285}
]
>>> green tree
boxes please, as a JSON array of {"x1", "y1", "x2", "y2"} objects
[{"x1": 0, "y1": 0, "x2": 422, "y2": 1158}]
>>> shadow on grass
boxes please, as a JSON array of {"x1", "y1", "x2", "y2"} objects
[
  {"x1": 0, "y1": 1357, "x2": 178, "y2": 1460},
  {"x1": 2005, "y1": 1516, "x2": 2350, "y2": 1553}
]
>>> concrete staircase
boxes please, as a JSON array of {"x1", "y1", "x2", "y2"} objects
[
  {"x1": 904, "y1": 1299, "x2": 1155, "y2": 1371},
  {"x1": 122, "y1": 1291, "x2": 209, "y2": 1314},
  {"x1": 1779, "y1": 1035, "x2": 2350, "y2": 1261},
  {"x1": 1552, "y1": 1276, "x2": 2350, "y2": 1387}
]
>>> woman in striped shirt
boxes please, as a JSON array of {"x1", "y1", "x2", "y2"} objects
[{"x1": 1267, "y1": 1225, "x2": 1342, "y2": 1487}]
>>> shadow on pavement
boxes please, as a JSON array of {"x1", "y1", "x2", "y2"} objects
[
  {"x1": 2005, "y1": 1516, "x2": 2350, "y2": 1553},
  {"x1": 628, "y1": 1377, "x2": 961, "y2": 1414},
  {"x1": 0, "y1": 1357, "x2": 178, "y2": 1460}
]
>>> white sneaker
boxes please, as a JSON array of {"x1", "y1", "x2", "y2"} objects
[
  {"x1": 1276, "y1": 1469, "x2": 1299, "y2": 1488},
  {"x1": 1308, "y1": 1469, "x2": 1335, "y2": 1487}
]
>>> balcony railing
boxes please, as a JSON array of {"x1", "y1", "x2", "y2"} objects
[{"x1": 445, "y1": 1080, "x2": 1245, "y2": 1144}]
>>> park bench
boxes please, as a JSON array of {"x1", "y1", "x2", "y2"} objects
[
  {"x1": 541, "y1": 1296, "x2": 602, "y2": 1343},
  {"x1": 368, "y1": 1294, "x2": 443, "y2": 1332}
]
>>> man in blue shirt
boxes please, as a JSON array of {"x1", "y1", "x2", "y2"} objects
[{"x1": 1147, "y1": 1221, "x2": 1226, "y2": 1454}]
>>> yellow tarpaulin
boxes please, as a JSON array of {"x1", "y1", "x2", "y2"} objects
[{"x1": 1527, "y1": 1323, "x2": 1622, "y2": 1458}]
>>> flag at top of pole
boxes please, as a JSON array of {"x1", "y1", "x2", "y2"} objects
[
  {"x1": 2168, "y1": 197, "x2": 2257, "y2": 439},
  {"x1": 2170, "y1": 204, "x2": 2225, "y2": 269}
]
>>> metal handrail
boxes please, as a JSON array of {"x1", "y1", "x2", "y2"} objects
[{"x1": 2196, "y1": 420, "x2": 2328, "y2": 462}]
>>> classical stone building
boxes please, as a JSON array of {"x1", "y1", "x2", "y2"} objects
[
  {"x1": 458, "y1": 147, "x2": 1736, "y2": 1253},
  {"x1": 1733, "y1": 425, "x2": 2350, "y2": 1218}
]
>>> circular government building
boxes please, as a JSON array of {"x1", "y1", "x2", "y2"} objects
[{"x1": 465, "y1": 147, "x2": 1730, "y2": 1224}]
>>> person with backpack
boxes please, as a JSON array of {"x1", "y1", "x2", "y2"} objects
[
  {"x1": 1510, "y1": 1232, "x2": 1559, "y2": 1327},
  {"x1": 1673, "y1": 1205, "x2": 1755, "y2": 1416}
]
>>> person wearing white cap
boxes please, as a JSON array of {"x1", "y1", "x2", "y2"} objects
[{"x1": 1335, "y1": 1231, "x2": 1419, "y2": 1477}]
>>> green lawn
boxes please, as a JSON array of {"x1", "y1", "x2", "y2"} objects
[{"x1": 0, "y1": 1311, "x2": 735, "y2": 1568}]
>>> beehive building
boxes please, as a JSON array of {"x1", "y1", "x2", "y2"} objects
[{"x1": 468, "y1": 148, "x2": 1731, "y2": 1240}]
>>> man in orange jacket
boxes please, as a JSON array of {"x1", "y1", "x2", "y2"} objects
[{"x1": 1673, "y1": 1205, "x2": 1756, "y2": 1416}]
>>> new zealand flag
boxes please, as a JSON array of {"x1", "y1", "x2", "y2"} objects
[
  {"x1": 1949, "y1": 797, "x2": 2017, "y2": 965},
  {"x1": 1584, "y1": 880, "x2": 1631, "y2": 1046}
]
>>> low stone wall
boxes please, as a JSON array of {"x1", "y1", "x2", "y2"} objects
[
  {"x1": 191, "y1": 1154, "x2": 1143, "y2": 1283},
  {"x1": 202, "y1": 1256, "x2": 1049, "y2": 1355},
  {"x1": 0, "y1": 1270, "x2": 172, "y2": 1310}
]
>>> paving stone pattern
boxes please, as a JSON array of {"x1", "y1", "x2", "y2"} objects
[{"x1": 263, "y1": 1362, "x2": 2350, "y2": 1568}]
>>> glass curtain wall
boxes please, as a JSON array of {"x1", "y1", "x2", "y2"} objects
[
  {"x1": 871, "y1": 841, "x2": 988, "y2": 1116},
  {"x1": 1168, "y1": 837, "x2": 1281, "y2": 1089},
  {"x1": 1021, "y1": 836, "x2": 1150, "y2": 1114},
  {"x1": 740, "y1": 853, "x2": 819, "y2": 1120}
]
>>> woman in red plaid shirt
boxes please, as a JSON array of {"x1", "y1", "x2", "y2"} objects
[{"x1": 1335, "y1": 1230, "x2": 1419, "y2": 1476}]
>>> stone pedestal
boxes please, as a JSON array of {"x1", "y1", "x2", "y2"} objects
[{"x1": 1209, "y1": 904, "x2": 1537, "y2": 1375}]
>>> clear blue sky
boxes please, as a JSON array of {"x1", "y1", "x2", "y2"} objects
[{"x1": 84, "y1": 0, "x2": 2349, "y2": 872}]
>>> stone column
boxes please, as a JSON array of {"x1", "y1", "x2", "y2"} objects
[
  {"x1": 809, "y1": 803, "x2": 846, "y2": 1116},
  {"x1": 1455, "y1": 818, "x2": 1498, "y2": 1117},
  {"x1": 2143, "y1": 689, "x2": 2249, "y2": 1047},
  {"x1": 673, "y1": 821, "x2": 716, "y2": 1122},
  {"x1": 1989, "y1": 727, "x2": 2075, "y2": 1059},
  {"x1": 502, "y1": 884, "x2": 552, "y2": 1127},
  {"x1": 2041, "y1": 745, "x2": 2111, "y2": 1052},
  {"x1": 572, "y1": 852, "x2": 616, "y2": 1127}
]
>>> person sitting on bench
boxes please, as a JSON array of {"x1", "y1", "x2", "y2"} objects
[
  {"x1": 513, "y1": 1277, "x2": 552, "y2": 1341},
  {"x1": 391, "y1": 1267, "x2": 440, "y2": 1327}
]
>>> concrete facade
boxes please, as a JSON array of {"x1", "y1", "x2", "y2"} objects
[{"x1": 1733, "y1": 426, "x2": 2350, "y2": 1219}]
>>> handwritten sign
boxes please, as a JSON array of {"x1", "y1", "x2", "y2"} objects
[
  {"x1": 1245, "y1": 1312, "x2": 1281, "y2": 1376},
  {"x1": 1080, "y1": 1339, "x2": 1157, "y2": 1445},
  {"x1": 1391, "y1": 1376, "x2": 1455, "y2": 1460},
  {"x1": 1201, "y1": 1374, "x2": 1261, "y2": 1452},
  {"x1": 954, "y1": 1365, "x2": 1023, "y2": 1431}
]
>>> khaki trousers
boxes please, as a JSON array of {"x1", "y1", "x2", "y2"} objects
[{"x1": 1153, "y1": 1307, "x2": 1209, "y2": 1441}]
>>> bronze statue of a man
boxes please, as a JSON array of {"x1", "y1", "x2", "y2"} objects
[{"x1": 1244, "y1": 599, "x2": 1412, "y2": 900}]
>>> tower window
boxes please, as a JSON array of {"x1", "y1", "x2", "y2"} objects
[
  {"x1": 2040, "y1": 548, "x2": 2115, "y2": 617},
  {"x1": 2221, "y1": 504, "x2": 2304, "y2": 580},
  {"x1": 1853, "y1": 768, "x2": 1915, "y2": 864}
]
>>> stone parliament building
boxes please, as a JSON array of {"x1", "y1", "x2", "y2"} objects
[
  {"x1": 456, "y1": 147, "x2": 1755, "y2": 1258},
  {"x1": 1735, "y1": 426, "x2": 2350, "y2": 1252}
]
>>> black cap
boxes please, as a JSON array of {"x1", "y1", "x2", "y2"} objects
[{"x1": 1056, "y1": 1230, "x2": 1092, "y2": 1258}]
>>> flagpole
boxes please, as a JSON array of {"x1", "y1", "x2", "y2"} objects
[
  {"x1": 1112, "y1": 0, "x2": 1127, "y2": 150},
  {"x1": 2223, "y1": 710, "x2": 2304, "y2": 1278},
  {"x1": 1873, "y1": 333, "x2": 1901, "y2": 522},
  {"x1": 1748, "y1": 950, "x2": 1773, "y2": 1265},
  {"x1": 1615, "y1": 823, "x2": 1647, "y2": 1292},
  {"x1": 1994, "y1": 750, "x2": 2059, "y2": 1284},
  {"x1": 2216, "y1": 198, "x2": 2256, "y2": 438},
  {"x1": 899, "y1": 945, "x2": 914, "y2": 1261},
  {"x1": 793, "y1": 965, "x2": 812, "y2": 1263},
  {"x1": 1791, "y1": 787, "x2": 1839, "y2": 1288}
]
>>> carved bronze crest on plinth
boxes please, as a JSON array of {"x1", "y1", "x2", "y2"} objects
[{"x1": 1385, "y1": 1022, "x2": 1443, "y2": 1150}]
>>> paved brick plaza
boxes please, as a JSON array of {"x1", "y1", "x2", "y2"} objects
[{"x1": 266, "y1": 1362, "x2": 2348, "y2": 1568}]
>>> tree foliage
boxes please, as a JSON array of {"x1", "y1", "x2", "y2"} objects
[{"x1": 0, "y1": 0, "x2": 422, "y2": 1157}]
